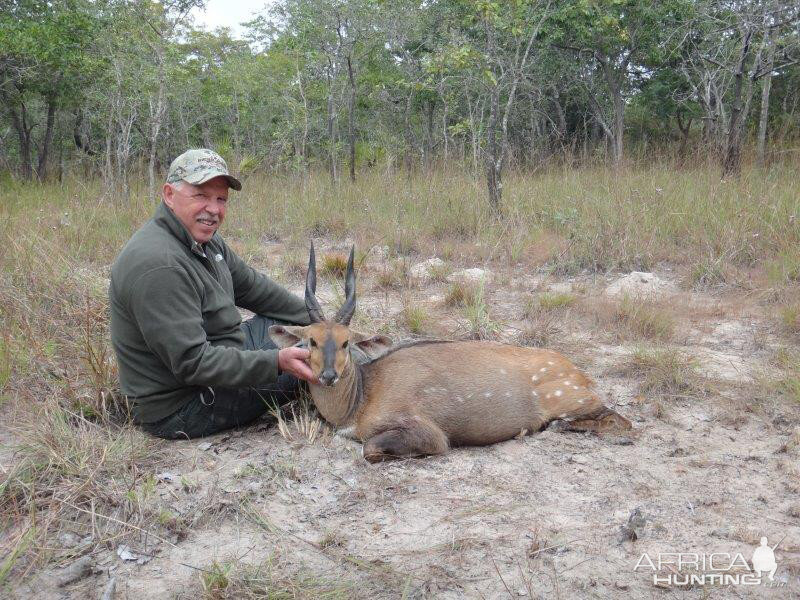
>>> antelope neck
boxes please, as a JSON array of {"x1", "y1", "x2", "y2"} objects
[{"x1": 309, "y1": 356, "x2": 364, "y2": 427}]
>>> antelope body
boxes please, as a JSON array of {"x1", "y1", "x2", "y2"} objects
[{"x1": 270, "y1": 245, "x2": 632, "y2": 462}]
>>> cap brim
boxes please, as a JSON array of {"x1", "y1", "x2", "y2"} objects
[{"x1": 185, "y1": 170, "x2": 242, "y2": 191}]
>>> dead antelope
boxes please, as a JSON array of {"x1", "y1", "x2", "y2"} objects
[{"x1": 269, "y1": 244, "x2": 632, "y2": 462}]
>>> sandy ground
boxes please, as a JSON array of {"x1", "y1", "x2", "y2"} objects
[{"x1": 5, "y1": 243, "x2": 800, "y2": 599}]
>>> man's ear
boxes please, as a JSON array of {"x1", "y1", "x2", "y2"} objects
[
  {"x1": 163, "y1": 183, "x2": 175, "y2": 209},
  {"x1": 269, "y1": 325, "x2": 308, "y2": 348},
  {"x1": 350, "y1": 331, "x2": 393, "y2": 360}
]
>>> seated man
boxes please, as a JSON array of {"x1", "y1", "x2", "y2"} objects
[{"x1": 110, "y1": 148, "x2": 316, "y2": 439}]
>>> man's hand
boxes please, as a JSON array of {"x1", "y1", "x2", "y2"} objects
[{"x1": 278, "y1": 346, "x2": 318, "y2": 384}]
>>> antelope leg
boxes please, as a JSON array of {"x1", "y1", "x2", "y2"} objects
[{"x1": 363, "y1": 420, "x2": 448, "y2": 463}]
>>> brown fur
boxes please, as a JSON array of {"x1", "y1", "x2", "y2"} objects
[
  {"x1": 270, "y1": 244, "x2": 631, "y2": 462},
  {"x1": 270, "y1": 329, "x2": 632, "y2": 462}
]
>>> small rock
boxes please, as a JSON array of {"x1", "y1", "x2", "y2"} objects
[
  {"x1": 619, "y1": 508, "x2": 646, "y2": 542},
  {"x1": 197, "y1": 442, "x2": 213, "y2": 451},
  {"x1": 58, "y1": 532, "x2": 81, "y2": 549},
  {"x1": 447, "y1": 267, "x2": 494, "y2": 285},
  {"x1": 409, "y1": 258, "x2": 445, "y2": 281},
  {"x1": 517, "y1": 589, "x2": 528, "y2": 596},
  {"x1": 100, "y1": 577, "x2": 117, "y2": 600},
  {"x1": 605, "y1": 271, "x2": 675, "y2": 299},
  {"x1": 116, "y1": 545, "x2": 138, "y2": 561},
  {"x1": 156, "y1": 472, "x2": 178, "y2": 483},
  {"x1": 547, "y1": 282, "x2": 574, "y2": 294},
  {"x1": 56, "y1": 555, "x2": 93, "y2": 587}
]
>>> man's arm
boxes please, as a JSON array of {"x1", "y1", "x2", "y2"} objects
[
  {"x1": 129, "y1": 265, "x2": 286, "y2": 387},
  {"x1": 221, "y1": 239, "x2": 311, "y2": 324}
]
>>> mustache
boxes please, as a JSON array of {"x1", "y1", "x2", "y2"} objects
[{"x1": 197, "y1": 214, "x2": 219, "y2": 223}]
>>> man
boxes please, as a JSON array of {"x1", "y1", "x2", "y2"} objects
[{"x1": 110, "y1": 148, "x2": 316, "y2": 439}]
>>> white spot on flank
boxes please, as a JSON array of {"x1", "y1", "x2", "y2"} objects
[
  {"x1": 554, "y1": 390, "x2": 563, "y2": 397},
  {"x1": 559, "y1": 413, "x2": 568, "y2": 419},
  {"x1": 539, "y1": 367, "x2": 548, "y2": 372},
  {"x1": 572, "y1": 385, "x2": 580, "y2": 390},
  {"x1": 531, "y1": 375, "x2": 539, "y2": 382},
  {"x1": 500, "y1": 368, "x2": 507, "y2": 375},
  {"x1": 547, "y1": 361, "x2": 555, "y2": 366},
  {"x1": 546, "y1": 393, "x2": 552, "y2": 399},
  {"x1": 505, "y1": 391, "x2": 511, "y2": 397},
  {"x1": 532, "y1": 391, "x2": 539, "y2": 397},
  {"x1": 577, "y1": 399, "x2": 584, "y2": 404},
  {"x1": 484, "y1": 391, "x2": 492, "y2": 398}
]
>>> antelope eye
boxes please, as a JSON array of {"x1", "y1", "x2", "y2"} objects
[
  {"x1": 309, "y1": 339, "x2": 317, "y2": 348},
  {"x1": 342, "y1": 340, "x2": 349, "y2": 349}
]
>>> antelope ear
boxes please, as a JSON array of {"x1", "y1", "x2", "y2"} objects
[
  {"x1": 268, "y1": 325, "x2": 308, "y2": 348},
  {"x1": 351, "y1": 331, "x2": 394, "y2": 360}
]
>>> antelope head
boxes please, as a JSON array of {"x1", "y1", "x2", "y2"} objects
[{"x1": 269, "y1": 242, "x2": 392, "y2": 386}]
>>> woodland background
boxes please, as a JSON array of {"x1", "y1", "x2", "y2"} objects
[{"x1": 2, "y1": 0, "x2": 799, "y2": 210}]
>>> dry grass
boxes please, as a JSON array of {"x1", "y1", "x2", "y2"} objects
[
  {"x1": 444, "y1": 281, "x2": 481, "y2": 307},
  {"x1": 320, "y1": 252, "x2": 349, "y2": 277},
  {"x1": 1, "y1": 165, "x2": 799, "y2": 585},
  {"x1": 399, "y1": 302, "x2": 429, "y2": 334},
  {"x1": 0, "y1": 406, "x2": 164, "y2": 581},
  {"x1": 779, "y1": 304, "x2": 800, "y2": 336},
  {"x1": 270, "y1": 395, "x2": 326, "y2": 445},
  {"x1": 585, "y1": 295, "x2": 675, "y2": 341},
  {"x1": 196, "y1": 555, "x2": 352, "y2": 599},
  {"x1": 427, "y1": 261, "x2": 452, "y2": 283},
  {"x1": 770, "y1": 348, "x2": 800, "y2": 404},
  {"x1": 619, "y1": 347, "x2": 705, "y2": 400},
  {"x1": 374, "y1": 259, "x2": 411, "y2": 290}
]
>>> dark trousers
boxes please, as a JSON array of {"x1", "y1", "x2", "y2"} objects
[{"x1": 140, "y1": 315, "x2": 303, "y2": 439}]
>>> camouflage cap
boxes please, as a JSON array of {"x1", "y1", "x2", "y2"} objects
[{"x1": 166, "y1": 148, "x2": 242, "y2": 191}]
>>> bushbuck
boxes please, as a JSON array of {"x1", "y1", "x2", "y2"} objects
[{"x1": 269, "y1": 244, "x2": 632, "y2": 462}]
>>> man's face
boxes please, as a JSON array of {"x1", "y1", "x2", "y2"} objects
[{"x1": 163, "y1": 176, "x2": 229, "y2": 244}]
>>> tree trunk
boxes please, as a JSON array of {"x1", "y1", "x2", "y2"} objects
[
  {"x1": 756, "y1": 29, "x2": 776, "y2": 167},
  {"x1": 598, "y1": 56, "x2": 626, "y2": 167},
  {"x1": 149, "y1": 45, "x2": 167, "y2": 201},
  {"x1": 676, "y1": 113, "x2": 692, "y2": 159},
  {"x1": 722, "y1": 29, "x2": 753, "y2": 177},
  {"x1": 326, "y1": 59, "x2": 338, "y2": 183},
  {"x1": 346, "y1": 55, "x2": 356, "y2": 183},
  {"x1": 0, "y1": 85, "x2": 34, "y2": 180},
  {"x1": 484, "y1": 22, "x2": 501, "y2": 214},
  {"x1": 423, "y1": 98, "x2": 435, "y2": 169},
  {"x1": 36, "y1": 94, "x2": 57, "y2": 180}
]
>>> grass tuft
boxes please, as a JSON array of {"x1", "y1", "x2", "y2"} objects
[
  {"x1": 198, "y1": 555, "x2": 353, "y2": 599},
  {"x1": 611, "y1": 296, "x2": 675, "y2": 341},
  {"x1": 320, "y1": 252, "x2": 349, "y2": 277},
  {"x1": 621, "y1": 347, "x2": 704, "y2": 399},
  {"x1": 399, "y1": 302, "x2": 429, "y2": 334},
  {"x1": 0, "y1": 406, "x2": 163, "y2": 579},
  {"x1": 270, "y1": 395, "x2": 325, "y2": 445},
  {"x1": 445, "y1": 281, "x2": 481, "y2": 307},
  {"x1": 537, "y1": 292, "x2": 577, "y2": 311},
  {"x1": 779, "y1": 304, "x2": 800, "y2": 336}
]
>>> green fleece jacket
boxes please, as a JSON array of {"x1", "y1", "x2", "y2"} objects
[{"x1": 110, "y1": 202, "x2": 310, "y2": 423}]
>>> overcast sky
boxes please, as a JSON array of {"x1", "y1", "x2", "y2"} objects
[{"x1": 191, "y1": 0, "x2": 274, "y2": 37}]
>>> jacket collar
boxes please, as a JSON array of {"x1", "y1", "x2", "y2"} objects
[{"x1": 154, "y1": 201, "x2": 208, "y2": 258}]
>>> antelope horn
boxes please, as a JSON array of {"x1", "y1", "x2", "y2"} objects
[
  {"x1": 305, "y1": 241, "x2": 325, "y2": 323},
  {"x1": 334, "y1": 246, "x2": 356, "y2": 325}
]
